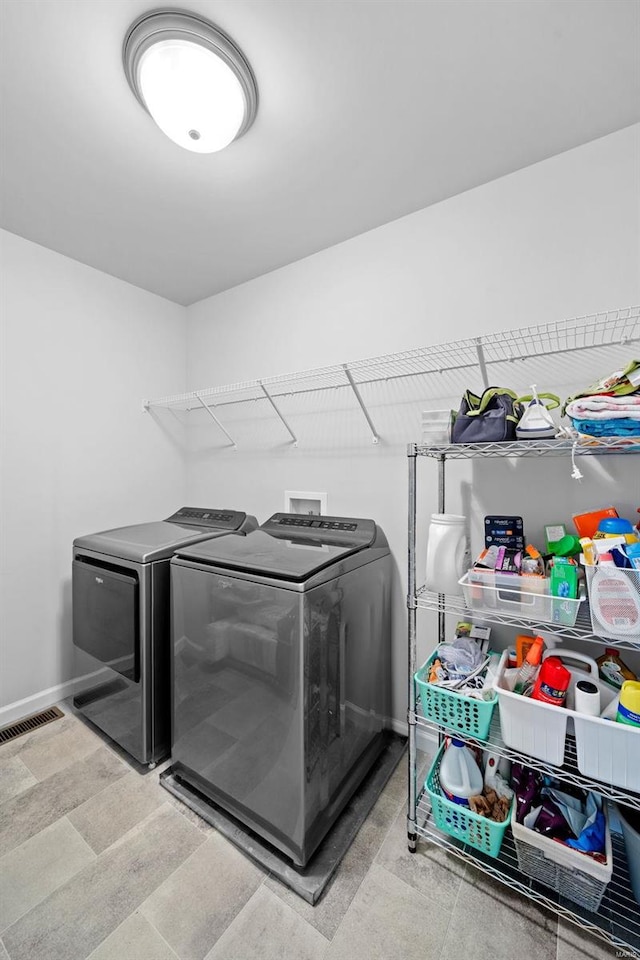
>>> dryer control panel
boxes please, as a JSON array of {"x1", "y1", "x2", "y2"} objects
[{"x1": 166, "y1": 507, "x2": 247, "y2": 530}]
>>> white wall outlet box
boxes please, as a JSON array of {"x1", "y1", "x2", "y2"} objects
[{"x1": 285, "y1": 491, "x2": 327, "y2": 516}]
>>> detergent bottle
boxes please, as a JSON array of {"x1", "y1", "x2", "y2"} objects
[
  {"x1": 425, "y1": 514, "x2": 468, "y2": 596},
  {"x1": 617, "y1": 681, "x2": 640, "y2": 727},
  {"x1": 439, "y1": 739, "x2": 483, "y2": 807}
]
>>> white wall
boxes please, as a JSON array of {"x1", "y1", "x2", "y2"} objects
[
  {"x1": 0, "y1": 230, "x2": 187, "y2": 717},
  {"x1": 2, "y1": 126, "x2": 638, "y2": 726},
  {"x1": 185, "y1": 126, "x2": 640, "y2": 725}
]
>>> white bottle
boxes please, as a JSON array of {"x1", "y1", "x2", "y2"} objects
[
  {"x1": 439, "y1": 739, "x2": 483, "y2": 807},
  {"x1": 425, "y1": 514, "x2": 468, "y2": 595}
]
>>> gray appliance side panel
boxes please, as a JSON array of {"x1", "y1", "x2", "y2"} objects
[
  {"x1": 72, "y1": 547, "x2": 154, "y2": 764},
  {"x1": 300, "y1": 553, "x2": 392, "y2": 861},
  {"x1": 170, "y1": 564, "x2": 307, "y2": 862},
  {"x1": 151, "y1": 560, "x2": 171, "y2": 762}
]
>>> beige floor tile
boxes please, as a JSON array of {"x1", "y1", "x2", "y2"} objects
[
  {"x1": 0, "y1": 746, "x2": 129, "y2": 858},
  {"x1": 87, "y1": 911, "x2": 178, "y2": 960},
  {"x1": 440, "y1": 865, "x2": 557, "y2": 960},
  {"x1": 556, "y1": 918, "x2": 619, "y2": 959},
  {"x1": 140, "y1": 831, "x2": 265, "y2": 960},
  {"x1": 0, "y1": 756, "x2": 37, "y2": 804},
  {"x1": 266, "y1": 791, "x2": 400, "y2": 940},
  {"x1": 163, "y1": 792, "x2": 216, "y2": 835},
  {"x1": 0, "y1": 817, "x2": 95, "y2": 932},
  {"x1": 18, "y1": 719, "x2": 102, "y2": 780},
  {"x1": 204, "y1": 885, "x2": 328, "y2": 960},
  {"x1": 68, "y1": 770, "x2": 166, "y2": 854},
  {"x1": 0, "y1": 712, "x2": 76, "y2": 762},
  {"x1": 2, "y1": 804, "x2": 205, "y2": 960},
  {"x1": 325, "y1": 863, "x2": 449, "y2": 960},
  {"x1": 375, "y1": 804, "x2": 465, "y2": 908}
]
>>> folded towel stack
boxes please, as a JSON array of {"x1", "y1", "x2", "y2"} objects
[{"x1": 566, "y1": 394, "x2": 640, "y2": 439}]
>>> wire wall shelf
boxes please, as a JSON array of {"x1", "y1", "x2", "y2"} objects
[
  {"x1": 415, "y1": 711, "x2": 640, "y2": 811},
  {"x1": 143, "y1": 306, "x2": 639, "y2": 447},
  {"x1": 415, "y1": 794, "x2": 640, "y2": 957},
  {"x1": 415, "y1": 587, "x2": 640, "y2": 651}
]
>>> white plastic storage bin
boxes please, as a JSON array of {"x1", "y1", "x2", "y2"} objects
[
  {"x1": 511, "y1": 803, "x2": 613, "y2": 912},
  {"x1": 573, "y1": 710, "x2": 640, "y2": 793},
  {"x1": 585, "y1": 565, "x2": 640, "y2": 641},
  {"x1": 460, "y1": 572, "x2": 583, "y2": 626},
  {"x1": 496, "y1": 651, "x2": 603, "y2": 765}
]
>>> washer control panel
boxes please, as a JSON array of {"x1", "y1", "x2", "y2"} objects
[{"x1": 262, "y1": 513, "x2": 375, "y2": 546}]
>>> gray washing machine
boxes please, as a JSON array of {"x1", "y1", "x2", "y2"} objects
[
  {"x1": 72, "y1": 507, "x2": 256, "y2": 766},
  {"x1": 167, "y1": 512, "x2": 391, "y2": 866}
]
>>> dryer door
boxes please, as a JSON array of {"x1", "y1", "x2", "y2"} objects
[{"x1": 72, "y1": 558, "x2": 139, "y2": 682}]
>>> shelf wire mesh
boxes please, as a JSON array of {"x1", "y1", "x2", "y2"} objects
[
  {"x1": 416, "y1": 790, "x2": 640, "y2": 956},
  {"x1": 145, "y1": 306, "x2": 640, "y2": 412},
  {"x1": 414, "y1": 709, "x2": 640, "y2": 811}
]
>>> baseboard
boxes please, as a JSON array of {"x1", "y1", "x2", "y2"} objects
[
  {"x1": 387, "y1": 716, "x2": 438, "y2": 754},
  {"x1": 0, "y1": 669, "x2": 105, "y2": 727}
]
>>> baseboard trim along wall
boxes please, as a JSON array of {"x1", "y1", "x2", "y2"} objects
[
  {"x1": 388, "y1": 716, "x2": 437, "y2": 755},
  {"x1": 0, "y1": 670, "x2": 104, "y2": 727}
]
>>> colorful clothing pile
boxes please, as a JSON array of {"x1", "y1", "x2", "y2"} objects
[{"x1": 563, "y1": 360, "x2": 640, "y2": 439}]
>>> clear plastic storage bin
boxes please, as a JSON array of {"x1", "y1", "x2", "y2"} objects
[
  {"x1": 585, "y1": 565, "x2": 640, "y2": 641},
  {"x1": 460, "y1": 571, "x2": 583, "y2": 627}
]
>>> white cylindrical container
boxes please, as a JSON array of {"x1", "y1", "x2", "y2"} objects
[
  {"x1": 574, "y1": 679, "x2": 601, "y2": 717},
  {"x1": 425, "y1": 513, "x2": 468, "y2": 595}
]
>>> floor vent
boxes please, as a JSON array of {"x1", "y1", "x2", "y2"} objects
[{"x1": 0, "y1": 705, "x2": 65, "y2": 745}]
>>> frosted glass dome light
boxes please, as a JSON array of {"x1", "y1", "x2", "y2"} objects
[{"x1": 124, "y1": 11, "x2": 258, "y2": 154}]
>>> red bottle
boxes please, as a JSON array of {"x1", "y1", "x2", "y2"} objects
[{"x1": 531, "y1": 656, "x2": 571, "y2": 706}]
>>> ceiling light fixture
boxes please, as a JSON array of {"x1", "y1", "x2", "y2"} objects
[{"x1": 123, "y1": 9, "x2": 258, "y2": 154}]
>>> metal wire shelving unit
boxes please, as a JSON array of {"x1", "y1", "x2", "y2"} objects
[
  {"x1": 143, "y1": 306, "x2": 640, "y2": 447},
  {"x1": 407, "y1": 391, "x2": 640, "y2": 956},
  {"x1": 416, "y1": 795, "x2": 640, "y2": 956},
  {"x1": 416, "y1": 587, "x2": 640, "y2": 651},
  {"x1": 417, "y1": 711, "x2": 640, "y2": 811}
]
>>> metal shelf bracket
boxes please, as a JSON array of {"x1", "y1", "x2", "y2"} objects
[
  {"x1": 343, "y1": 363, "x2": 379, "y2": 443},
  {"x1": 259, "y1": 382, "x2": 298, "y2": 446},
  {"x1": 195, "y1": 393, "x2": 237, "y2": 449}
]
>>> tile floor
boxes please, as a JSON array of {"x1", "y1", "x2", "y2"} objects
[{"x1": 0, "y1": 705, "x2": 619, "y2": 960}]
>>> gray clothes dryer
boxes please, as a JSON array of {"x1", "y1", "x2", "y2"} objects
[
  {"x1": 72, "y1": 507, "x2": 257, "y2": 767},
  {"x1": 169, "y1": 512, "x2": 391, "y2": 866}
]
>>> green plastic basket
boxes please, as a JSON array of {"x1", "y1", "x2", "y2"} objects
[
  {"x1": 414, "y1": 649, "x2": 498, "y2": 739},
  {"x1": 425, "y1": 744, "x2": 513, "y2": 859}
]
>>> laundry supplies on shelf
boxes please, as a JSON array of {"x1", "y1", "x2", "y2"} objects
[
  {"x1": 510, "y1": 765, "x2": 612, "y2": 912},
  {"x1": 425, "y1": 513, "x2": 469, "y2": 595},
  {"x1": 515, "y1": 386, "x2": 560, "y2": 440},
  {"x1": 563, "y1": 359, "x2": 640, "y2": 439}
]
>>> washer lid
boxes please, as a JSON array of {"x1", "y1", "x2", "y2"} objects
[
  {"x1": 175, "y1": 514, "x2": 380, "y2": 581},
  {"x1": 73, "y1": 509, "x2": 250, "y2": 562}
]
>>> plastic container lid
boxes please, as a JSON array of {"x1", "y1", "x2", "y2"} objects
[
  {"x1": 598, "y1": 518, "x2": 634, "y2": 534},
  {"x1": 551, "y1": 535, "x2": 581, "y2": 557}
]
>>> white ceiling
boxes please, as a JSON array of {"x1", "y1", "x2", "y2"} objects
[{"x1": 1, "y1": 0, "x2": 638, "y2": 306}]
